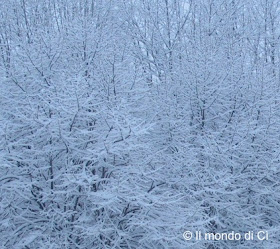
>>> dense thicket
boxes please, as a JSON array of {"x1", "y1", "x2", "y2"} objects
[{"x1": 1, "y1": 0, "x2": 280, "y2": 248}]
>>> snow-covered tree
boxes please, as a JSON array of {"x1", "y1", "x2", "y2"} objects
[{"x1": 1, "y1": 0, "x2": 280, "y2": 248}]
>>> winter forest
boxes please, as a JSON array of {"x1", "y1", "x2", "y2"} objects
[{"x1": 1, "y1": 0, "x2": 280, "y2": 248}]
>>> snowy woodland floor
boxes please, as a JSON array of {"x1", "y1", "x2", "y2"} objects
[{"x1": 1, "y1": 0, "x2": 280, "y2": 248}]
